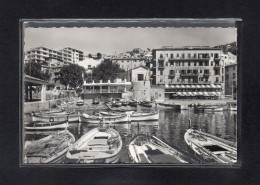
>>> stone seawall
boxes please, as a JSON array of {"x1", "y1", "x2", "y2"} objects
[{"x1": 24, "y1": 99, "x2": 65, "y2": 113}]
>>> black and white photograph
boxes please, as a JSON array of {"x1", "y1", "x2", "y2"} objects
[{"x1": 21, "y1": 19, "x2": 238, "y2": 165}]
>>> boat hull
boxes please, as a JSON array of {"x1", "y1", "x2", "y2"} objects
[
  {"x1": 25, "y1": 122, "x2": 69, "y2": 131},
  {"x1": 31, "y1": 115, "x2": 78, "y2": 122},
  {"x1": 79, "y1": 113, "x2": 129, "y2": 124},
  {"x1": 65, "y1": 127, "x2": 122, "y2": 164},
  {"x1": 128, "y1": 135, "x2": 189, "y2": 163},
  {"x1": 129, "y1": 112, "x2": 159, "y2": 121},
  {"x1": 184, "y1": 129, "x2": 237, "y2": 163}
]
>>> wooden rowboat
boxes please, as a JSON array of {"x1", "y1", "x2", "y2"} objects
[
  {"x1": 24, "y1": 121, "x2": 69, "y2": 131},
  {"x1": 65, "y1": 127, "x2": 122, "y2": 163},
  {"x1": 128, "y1": 134, "x2": 190, "y2": 163},
  {"x1": 184, "y1": 128, "x2": 237, "y2": 164},
  {"x1": 31, "y1": 114, "x2": 78, "y2": 122},
  {"x1": 79, "y1": 113, "x2": 129, "y2": 124},
  {"x1": 129, "y1": 112, "x2": 159, "y2": 121},
  {"x1": 24, "y1": 130, "x2": 75, "y2": 164}
]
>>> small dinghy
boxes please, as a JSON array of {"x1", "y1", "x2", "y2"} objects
[
  {"x1": 25, "y1": 121, "x2": 69, "y2": 131},
  {"x1": 129, "y1": 111, "x2": 159, "y2": 121},
  {"x1": 79, "y1": 113, "x2": 129, "y2": 124},
  {"x1": 65, "y1": 126, "x2": 122, "y2": 163},
  {"x1": 128, "y1": 134, "x2": 189, "y2": 163},
  {"x1": 76, "y1": 99, "x2": 84, "y2": 106},
  {"x1": 184, "y1": 128, "x2": 237, "y2": 164},
  {"x1": 24, "y1": 130, "x2": 75, "y2": 163}
]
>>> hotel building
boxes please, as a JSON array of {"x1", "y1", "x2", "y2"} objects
[
  {"x1": 152, "y1": 46, "x2": 224, "y2": 99},
  {"x1": 25, "y1": 46, "x2": 84, "y2": 64}
]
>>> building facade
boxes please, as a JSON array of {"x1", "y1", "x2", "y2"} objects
[
  {"x1": 225, "y1": 63, "x2": 237, "y2": 99},
  {"x1": 152, "y1": 46, "x2": 224, "y2": 99},
  {"x1": 111, "y1": 58, "x2": 148, "y2": 71},
  {"x1": 25, "y1": 46, "x2": 84, "y2": 64}
]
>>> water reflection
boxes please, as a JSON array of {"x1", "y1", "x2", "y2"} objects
[{"x1": 25, "y1": 108, "x2": 237, "y2": 163}]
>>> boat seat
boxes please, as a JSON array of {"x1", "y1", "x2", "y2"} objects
[{"x1": 88, "y1": 139, "x2": 108, "y2": 146}]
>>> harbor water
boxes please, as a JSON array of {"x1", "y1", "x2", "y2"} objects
[{"x1": 24, "y1": 105, "x2": 237, "y2": 164}]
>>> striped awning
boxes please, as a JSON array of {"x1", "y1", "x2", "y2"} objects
[
  {"x1": 176, "y1": 85, "x2": 180, "y2": 88},
  {"x1": 191, "y1": 85, "x2": 196, "y2": 88},
  {"x1": 187, "y1": 92, "x2": 193, "y2": 96},
  {"x1": 198, "y1": 92, "x2": 203, "y2": 95},
  {"x1": 206, "y1": 85, "x2": 211, "y2": 88},
  {"x1": 165, "y1": 84, "x2": 169, "y2": 88},
  {"x1": 186, "y1": 85, "x2": 191, "y2": 88},
  {"x1": 217, "y1": 92, "x2": 222, "y2": 95},
  {"x1": 216, "y1": 85, "x2": 222, "y2": 88},
  {"x1": 211, "y1": 84, "x2": 216, "y2": 88}
]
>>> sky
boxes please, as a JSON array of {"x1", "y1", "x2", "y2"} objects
[{"x1": 24, "y1": 27, "x2": 237, "y2": 55}]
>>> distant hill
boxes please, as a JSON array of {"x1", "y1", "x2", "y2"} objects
[{"x1": 214, "y1": 42, "x2": 237, "y2": 55}]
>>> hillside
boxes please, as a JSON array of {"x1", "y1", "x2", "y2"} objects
[{"x1": 214, "y1": 42, "x2": 237, "y2": 55}]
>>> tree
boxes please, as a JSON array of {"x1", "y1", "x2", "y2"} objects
[
  {"x1": 24, "y1": 61, "x2": 51, "y2": 81},
  {"x1": 97, "y1": 53, "x2": 102, "y2": 59},
  {"x1": 92, "y1": 60, "x2": 124, "y2": 82},
  {"x1": 88, "y1": 54, "x2": 92, "y2": 58},
  {"x1": 59, "y1": 64, "x2": 87, "y2": 89}
]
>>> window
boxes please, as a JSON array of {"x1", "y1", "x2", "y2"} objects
[
  {"x1": 166, "y1": 62, "x2": 168, "y2": 66},
  {"x1": 233, "y1": 73, "x2": 236, "y2": 79},
  {"x1": 193, "y1": 53, "x2": 197, "y2": 58},
  {"x1": 216, "y1": 77, "x2": 219, "y2": 82},
  {"x1": 170, "y1": 54, "x2": 173, "y2": 58},
  {"x1": 88, "y1": 65, "x2": 91, "y2": 68},
  {"x1": 194, "y1": 62, "x2": 197, "y2": 66},
  {"x1": 170, "y1": 62, "x2": 174, "y2": 66},
  {"x1": 188, "y1": 62, "x2": 191, "y2": 66},
  {"x1": 211, "y1": 61, "x2": 213, "y2": 66},
  {"x1": 233, "y1": 65, "x2": 236, "y2": 70},
  {"x1": 182, "y1": 54, "x2": 185, "y2": 58},
  {"x1": 160, "y1": 54, "x2": 163, "y2": 58},
  {"x1": 165, "y1": 54, "x2": 168, "y2": 57},
  {"x1": 214, "y1": 53, "x2": 219, "y2": 58},
  {"x1": 138, "y1": 74, "x2": 144, "y2": 81},
  {"x1": 199, "y1": 62, "x2": 203, "y2": 66},
  {"x1": 200, "y1": 69, "x2": 202, "y2": 73},
  {"x1": 215, "y1": 70, "x2": 220, "y2": 75},
  {"x1": 205, "y1": 61, "x2": 209, "y2": 66},
  {"x1": 160, "y1": 70, "x2": 163, "y2": 75},
  {"x1": 170, "y1": 70, "x2": 175, "y2": 74},
  {"x1": 182, "y1": 62, "x2": 184, "y2": 66},
  {"x1": 225, "y1": 74, "x2": 229, "y2": 80},
  {"x1": 188, "y1": 53, "x2": 191, "y2": 58}
]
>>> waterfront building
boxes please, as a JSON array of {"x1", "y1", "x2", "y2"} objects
[
  {"x1": 111, "y1": 57, "x2": 148, "y2": 71},
  {"x1": 152, "y1": 46, "x2": 224, "y2": 99},
  {"x1": 224, "y1": 61, "x2": 237, "y2": 99},
  {"x1": 82, "y1": 79, "x2": 131, "y2": 99},
  {"x1": 25, "y1": 46, "x2": 84, "y2": 64}
]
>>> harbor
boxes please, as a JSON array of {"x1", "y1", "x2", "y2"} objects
[
  {"x1": 22, "y1": 23, "x2": 238, "y2": 165},
  {"x1": 23, "y1": 97, "x2": 237, "y2": 164}
]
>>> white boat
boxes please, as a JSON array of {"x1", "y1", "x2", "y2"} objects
[
  {"x1": 129, "y1": 112, "x2": 159, "y2": 121},
  {"x1": 128, "y1": 135, "x2": 189, "y2": 163},
  {"x1": 76, "y1": 99, "x2": 84, "y2": 106},
  {"x1": 31, "y1": 114, "x2": 78, "y2": 122},
  {"x1": 33, "y1": 110, "x2": 75, "y2": 117},
  {"x1": 25, "y1": 121, "x2": 69, "y2": 131},
  {"x1": 65, "y1": 127, "x2": 122, "y2": 163},
  {"x1": 24, "y1": 130, "x2": 75, "y2": 164},
  {"x1": 184, "y1": 128, "x2": 237, "y2": 164},
  {"x1": 79, "y1": 113, "x2": 129, "y2": 124}
]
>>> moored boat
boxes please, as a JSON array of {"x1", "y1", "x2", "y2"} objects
[
  {"x1": 184, "y1": 128, "x2": 237, "y2": 164},
  {"x1": 24, "y1": 121, "x2": 69, "y2": 131},
  {"x1": 129, "y1": 111, "x2": 159, "y2": 121},
  {"x1": 76, "y1": 99, "x2": 84, "y2": 106},
  {"x1": 128, "y1": 134, "x2": 189, "y2": 163},
  {"x1": 31, "y1": 114, "x2": 79, "y2": 122},
  {"x1": 65, "y1": 126, "x2": 122, "y2": 163},
  {"x1": 92, "y1": 98, "x2": 100, "y2": 105},
  {"x1": 129, "y1": 100, "x2": 138, "y2": 107},
  {"x1": 24, "y1": 130, "x2": 75, "y2": 164},
  {"x1": 79, "y1": 113, "x2": 129, "y2": 124}
]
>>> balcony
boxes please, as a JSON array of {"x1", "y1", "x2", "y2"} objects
[
  {"x1": 158, "y1": 58, "x2": 165, "y2": 62},
  {"x1": 169, "y1": 73, "x2": 175, "y2": 77},
  {"x1": 203, "y1": 73, "x2": 210, "y2": 76},
  {"x1": 180, "y1": 73, "x2": 199, "y2": 77},
  {"x1": 213, "y1": 65, "x2": 221, "y2": 70},
  {"x1": 158, "y1": 65, "x2": 165, "y2": 69}
]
